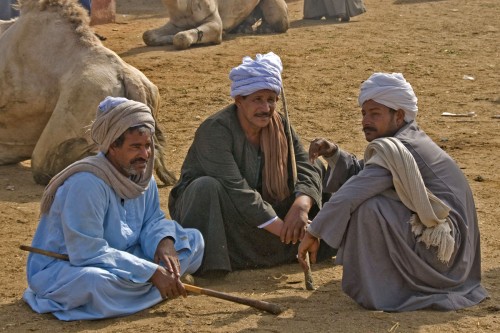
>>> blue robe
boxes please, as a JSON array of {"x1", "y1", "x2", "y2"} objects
[{"x1": 23, "y1": 172, "x2": 204, "y2": 321}]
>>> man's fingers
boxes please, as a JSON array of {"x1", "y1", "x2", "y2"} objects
[
  {"x1": 280, "y1": 226, "x2": 287, "y2": 243},
  {"x1": 161, "y1": 256, "x2": 181, "y2": 277},
  {"x1": 177, "y1": 280, "x2": 187, "y2": 297},
  {"x1": 170, "y1": 257, "x2": 181, "y2": 276},
  {"x1": 299, "y1": 227, "x2": 306, "y2": 241},
  {"x1": 292, "y1": 227, "x2": 301, "y2": 244},
  {"x1": 309, "y1": 250, "x2": 318, "y2": 264},
  {"x1": 165, "y1": 288, "x2": 175, "y2": 299},
  {"x1": 285, "y1": 223, "x2": 298, "y2": 244},
  {"x1": 309, "y1": 152, "x2": 318, "y2": 164}
]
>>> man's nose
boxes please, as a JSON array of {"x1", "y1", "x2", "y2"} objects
[
  {"x1": 361, "y1": 114, "x2": 372, "y2": 126},
  {"x1": 139, "y1": 146, "x2": 151, "y2": 158}
]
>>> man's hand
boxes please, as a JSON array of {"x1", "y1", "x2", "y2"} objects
[
  {"x1": 154, "y1": 237, "x2": 181, "y2": 278},
  {"x1": 298, "y1": 231, "x2": 320, "y2": 272},
  {"x1": 309, "y1": 138, "x2": 338, "y2": 163},
  {"x1": 150, "y1": 265, "x2": 187, "y2": 299},
  {"x1": 281, "y1": 195, "x2": 313, "y2": 244}
]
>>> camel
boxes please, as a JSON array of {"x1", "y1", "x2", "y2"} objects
[
  {"x1": 142, "y1": 0, "x2": 289, "y2": 50},
  {"x1": 0, "y1": 0, "x2": 176, "y2": 186}
]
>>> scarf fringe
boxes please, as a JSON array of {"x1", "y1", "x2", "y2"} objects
[{"x1": 410, "y1": 214, "x2": 455, "y2": 263}]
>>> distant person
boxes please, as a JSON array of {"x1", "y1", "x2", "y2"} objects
[
  {"x1": 79, "y1": 0, "x2": 92, "y2": 14},
  {"x1": 23, "y1": 97, "x2": 204, "y2": 320},
  {"x1": 169, "y1": 52, "x2": 336, "y2": 278},
  {"x1": 303, "y1": 0, "x2": 366, "y2": 22},
  {"x1": 0, "y1": 0, "x2": 19, "y2": 20},
  {"x1": 298, "y1": 73, "x2": 488, "y2": 311}
]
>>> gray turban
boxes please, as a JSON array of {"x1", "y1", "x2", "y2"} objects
[
  {"x1": 229, "y1": 52, "x2": 283, "y2": 98},
  {"x1": 358, "y1": 73, "x2": 418, "y2": 122},
  {"x1": 91, "y1": 96, "x2": 155, "y2": 153}
]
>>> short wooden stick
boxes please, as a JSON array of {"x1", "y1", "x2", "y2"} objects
[{"x1": 304, "y1": 252, "x2": 315, "y2": 290}]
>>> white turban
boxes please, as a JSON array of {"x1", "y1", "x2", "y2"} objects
[
  {"x1": 358, "y1": 73, "x2": 418, "y2": 122},
  {"x1": 229, "y1": 52, "x2": 283, "y2": 98},
  {"x1": 91, "y1": 96, "x2": 155, "y2": 154}
]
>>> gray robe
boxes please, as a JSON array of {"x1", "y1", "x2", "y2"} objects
[
  {"x1": 308, "y1": 121, "x2": 488, "y2": 311},
  {"x1": 169, "y1": 104, "x2": 334, "y2": 274},
  {"x1": 304, "y1": 0, "x2": 366, "y2": 19}
]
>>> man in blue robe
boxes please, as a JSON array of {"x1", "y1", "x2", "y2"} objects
[{"x1": 23, "y1": 96, "x2": 204, "y2": 321}]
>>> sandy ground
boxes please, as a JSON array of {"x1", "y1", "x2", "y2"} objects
[{"x1": 1, "y1": 0, "x2": 499, "y2": 332}]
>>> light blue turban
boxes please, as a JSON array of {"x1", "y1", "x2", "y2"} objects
[
  {"x1": 229, "y1": 52, "x2": 283, "y2": 98},
  {"x1": 358, "y1": 73, "x2": 418, "y2": 122},
  {"x1": 91, "y1": 96, "x2": 155, "y2": 153}
]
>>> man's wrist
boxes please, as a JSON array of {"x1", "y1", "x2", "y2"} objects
[
  {"x1": 294, "y1": 194, "x2": 313, "y2": 211},
  {"x1": 163, "y1": 236, "x2": 175, "y2": 244}
]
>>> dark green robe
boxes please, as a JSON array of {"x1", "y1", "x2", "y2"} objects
[{"x1": 169, "y1": 104, "x2": 333, "y2": 274}]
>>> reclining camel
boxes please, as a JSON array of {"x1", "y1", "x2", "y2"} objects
[
  {"x1": 143, "y1": 0, "x2": 289, "y2": 50},
  {"x1": 0, "y1": 0, "x2": 176, "y2": 186}
]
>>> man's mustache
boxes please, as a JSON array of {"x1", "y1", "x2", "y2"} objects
[
  {"x1": 363, "y1": 126, "x2": 376, "y2": 132},
  {"x1": 131, "y1": 158, "x2": 148, "y2": 164},
  {"x1": 255, "y1": 112, "x2": 271, "y2": 117}
]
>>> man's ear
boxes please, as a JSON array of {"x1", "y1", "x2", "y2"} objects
[
  {"x1": 107, "y1": 143, "x2": 117, "y2": 155},
  {"x1": 396, "y1": 109, "x2": 406, "y2": 125},
  {"x1": 235, "y1": 95, "x2": 242, "y2": 107}
]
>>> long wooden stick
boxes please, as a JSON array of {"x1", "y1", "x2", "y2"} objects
[
  {"x1": 281, "y1": 88, "x2": 315, "y2": 291},
  {"x1": 19, "y1": 245, "x2": 283, "y2": 315}
]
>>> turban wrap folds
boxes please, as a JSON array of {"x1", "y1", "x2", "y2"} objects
[
  {"x1": 92, "y1": 96, "x2": 155, "y2": 154},
  {"x1": 358, "y1": 73, "x2": 418, "y2": 122},
  {"x1": 40, "y1": 97, "x2": 156, "y2": 214},
  {"x1": 229, "y1": 52, "x2": 283, "y2": 97}
]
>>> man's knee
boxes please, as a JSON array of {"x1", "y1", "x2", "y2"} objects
[
  {"x1": 186, "y1": 176, "x2": 223, "y2": 196},
  {"x1": 355, "y1": 196, "x2": 386, "y2": 227},
  {"x1": 355, "y1": 196, "x2": 411, "y2": 228}
]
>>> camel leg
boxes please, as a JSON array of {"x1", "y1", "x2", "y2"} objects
[
  {"x1": 258, "y1": 0, "x2": 289, "y2": 33},
  {"x1": 143, "y1": 21, "x2": 183, "y2": 46},
  {"x1": 172, "y1": 12, "x2": 222, "y2": 50},
  {"x1": 230, "y1": 7, "x2": 261, "y2": 34}
]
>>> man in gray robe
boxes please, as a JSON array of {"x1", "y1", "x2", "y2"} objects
[
  {"x1": 169, "y1": 52, "x2": 335, "y2": 278},
  {"x1": 303, "y1": 0, "x2": 366, "y2": 22},
  {"x1": 298, "y1": 73, "x2": 488, "y2": 311}
]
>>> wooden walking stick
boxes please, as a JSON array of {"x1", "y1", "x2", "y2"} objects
[
  {"x1": 280, "y1": 87, "x2": 315, "y2": 291},
  {"x1": 19, "y1": 245, "x2": 284, "y2": 315}
]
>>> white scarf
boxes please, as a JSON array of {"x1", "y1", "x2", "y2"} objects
[{"x1": 364, "y1": 137, "x2": 455, "y2": 263}]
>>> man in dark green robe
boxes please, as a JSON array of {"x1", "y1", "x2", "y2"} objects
[{"x1": 169, "y1": 52, "x2": 335, "y2": 277}]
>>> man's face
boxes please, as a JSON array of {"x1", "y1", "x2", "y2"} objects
[
  {"x1": 107, "y1": 128, "x2": 152, "y2": 177},
  {"x1": 361, "y1": 100, "x2": 404, "y2": 142},
  {"x1": 235, "y1": 89, "x2": 279, "y2": 133}
]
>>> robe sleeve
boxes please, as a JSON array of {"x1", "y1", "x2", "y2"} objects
[
  {"x1": 139, "y1": 177, "x2": 193, "y2": 260},
  {"x1": 308, "y1": 165, "x2": 394, "y2": 248},
  {"x1": 288, "y1": 123, "x2": 323, "y2": 207},
  {"x1": 60, "y1": 174, "x2": 158, "y2": 284},
  {"x1": 322, "y1": 148, "x2": 364, "y2": 194}
]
